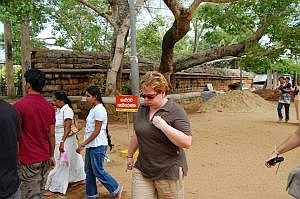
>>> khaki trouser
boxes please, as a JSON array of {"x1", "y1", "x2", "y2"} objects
[
  {"x1": 17, "y1": 160, "x2": 50, "y2": 199},
  {"x1": 132, "y1": 168, "x2": 184, "y2": 199}
]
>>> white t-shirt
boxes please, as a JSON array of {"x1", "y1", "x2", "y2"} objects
[
  {"x1": 55, "y1": 104, "x2": 74, "y2": 144},
  {"x1": 84, "y1": 103, "x2": 108, "y2": 148}
]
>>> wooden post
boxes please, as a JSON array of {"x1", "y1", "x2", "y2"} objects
[
  {"x1": 266, "y1": 70, "x2": 273, "y2": 89},
  {"x1": 239, "y1": 65, "x2": 242, "y2": 90},
  {"x1": 273, "y1": 72, "x2": 278, "y2": 90},
  {"x1": 21, "y1": 14, "x2": 31, "y2": 96},
  {"x1": 4, "y1": 20, "x2": 15, "y2": 98}
]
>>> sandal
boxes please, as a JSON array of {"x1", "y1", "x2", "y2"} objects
[
  {"x1": 115, "y1": 186, "x2": 123, "y2": 199},
  {"x1": 70, "y1": 180, "x2": 86, "y2": 188},
  {"x1": 43, "y1": 191, "x2": 55, "y2": 197}
]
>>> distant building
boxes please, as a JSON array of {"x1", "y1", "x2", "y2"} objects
[{"x1": 253, "y1": 74, "x2": 267, "y2": 89}]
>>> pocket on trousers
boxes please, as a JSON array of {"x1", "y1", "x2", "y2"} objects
[{"x1": 19, "y1": 163, "x2": 42, "y2": 180}]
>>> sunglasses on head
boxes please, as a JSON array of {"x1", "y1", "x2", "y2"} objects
[{"x1": 140, "y1": 93, "x2": 158, "y2": 99}]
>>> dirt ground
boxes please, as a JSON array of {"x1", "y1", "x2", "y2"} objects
[{"x1": 49, "y1": 102, "x2": 300, "y2": 199}]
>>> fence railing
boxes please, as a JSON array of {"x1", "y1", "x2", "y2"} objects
[{"x1": 0, "y1": 82, "x2": 22, "y2": 97}]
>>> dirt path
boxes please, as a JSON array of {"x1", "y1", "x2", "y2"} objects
[{"x1": 49, "y1": 102, "x2": 299, "y2": 199}]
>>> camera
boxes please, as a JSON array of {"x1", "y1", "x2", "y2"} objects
[{"x1": 267, "y1": 156, "x2": 284, "y2": 165}]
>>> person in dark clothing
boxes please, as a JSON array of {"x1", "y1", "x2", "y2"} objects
[{"x1": 0, "y1": 99, "x2": 21, "y2": 199}]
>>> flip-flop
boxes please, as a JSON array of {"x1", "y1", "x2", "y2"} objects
[
  {"x1": 70, "y1": 180, "x2": 86, "y2": 188},
  {"x1": 115, "y1": 186, "x2": 123, "y2": 199},
  {"x1": 43, "y1": 191, "x2": 55, "y2": 197}
]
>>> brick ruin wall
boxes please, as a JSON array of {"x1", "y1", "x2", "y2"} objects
[
  {"x1": 32, "y1": 49, "x2": 253, "y2": 118},
  {"x1": 32, "y1": 49, "x2": 253, "y2": 96},
  {"x1": 31, "y1": 48, "x2": 158, "y2": 96}
]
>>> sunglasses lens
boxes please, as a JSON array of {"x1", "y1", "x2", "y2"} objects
[
  {"x1": 146, "y1": 95, "x2": 154, "y2": 99},
  {"x1": 140, "y1": 93, "x2": 156, "y2": 99}
]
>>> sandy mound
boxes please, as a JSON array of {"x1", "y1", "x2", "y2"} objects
[{"x1": 198, "y1": 90, "x2": 274, "y2": 113}]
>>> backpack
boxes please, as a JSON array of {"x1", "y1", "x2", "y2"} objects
[{"x1": 287, "y1": 166, "x2": 300, "y2": 198}]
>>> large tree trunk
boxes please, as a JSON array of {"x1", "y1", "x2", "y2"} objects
[
  {"x1": 77, "y1": 0, "x2": 144, "y2": 96},
  {"x1": 159, "y1": 19, "x2": 191, "y2": 84},
  {"x1": 160, "y1": 0, "x2": 253, "y2": 82},
  {"x1": 4, "y1": 20, "x2": 15, "y2": 98},
  {"x1": 105, "y1": 29, "x2": 128, "y2": 96},
  {"x1": 110, "y1": 27, "x2": 129, "y2": 95},
  {"x1": 273, "y1": 72, "x2": 278, "y2": 90},
  {"x1": 266, "y1": 69, "x2": 273, "y2": 89},
  {"x1": 21, "y1": 14, "x2": 31, "y2": 96}
]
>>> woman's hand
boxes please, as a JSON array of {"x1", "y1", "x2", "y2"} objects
[
  {"x1": 59, "y1": 142, "x2": 65, "y2": 153},
  {"x1": 76, "y1": 144, "x2": 84, "y2": 154},
  {"x1": 127, "y1": 157, "x2": 134, "y2": 171},
  {"x1": 152, "y1": 116, "x2": 168, "y2": 130},
  {"x1": 50, "y1": 156, "x2": 55, "y2": 170}
]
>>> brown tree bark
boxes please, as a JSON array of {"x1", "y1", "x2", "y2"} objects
[
  {"x1": 159, "y1": 0, "x2": 198, "y2": 84},
  {"x1": 76, "y1": 0, "x2": 144, "y2": 96},
  {"x1": 160, "y1": 0, "x2": 239, "y2": 83},
  {"x1": 173, "y1": 29, "x2": 262, "y2": 72},
  {"x1": 21, "y1": 14, "x2": 31, "y2": 96},
  {"x1": 4, "y1": 20, "x2": 15, "y2": 98}
]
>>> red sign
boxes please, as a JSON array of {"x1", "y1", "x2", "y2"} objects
[{"x1": 116, "y1": 95, "x2": 139, "y2": 112}]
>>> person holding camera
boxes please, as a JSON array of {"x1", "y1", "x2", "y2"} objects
[{"x1": 265, "y1": 126, "x2": 300, "y2": 167}]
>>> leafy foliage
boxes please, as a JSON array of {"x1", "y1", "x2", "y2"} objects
[
  {"x1": 136, "y1": 16, "x2": 165, "y2": 60},
  {"x1": 189, "y1": 0, "x2": 300, "y2": 73},
  {"x1": 89, "y1": 73, "x2": 106, "y2": 93},
  {"x1": 0, "y1": 64, "x2": 22, "y2": 83},
  {"x1": 42, "y1": 0, "x2": 112, "y2": 51},
  {"x1": 1, "y1": 0, "x2": 299, "y2": 78},
  {"x1": 0, "y1": 0, "x2": 48, "y2": 64}
]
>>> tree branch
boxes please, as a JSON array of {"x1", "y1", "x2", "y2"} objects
[
  {"x1": 75, "y1": 0, "x2": 117, "y2": 28},
  {"x1": 135, "y1": 0, "x2": 145, "y2": 12},
  {"x1": 163, "y1": 0, "x2": 185, "y2": 18},
  {"x1": 173, "y1": 27, "x2": 263, "y2": 72},
  {"x1": 189, "y1": 0, "x2": 202, "y2": 16}
]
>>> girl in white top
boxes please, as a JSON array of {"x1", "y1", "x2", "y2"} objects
[
  {"x1": 44, "y1": 90, "x2": 85, "y2": 196},
  {"x1": 76, "y1": 86, "x2": 122, "y2": 199}
]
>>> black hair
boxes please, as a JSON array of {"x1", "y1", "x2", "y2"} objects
[
  {"x1": 53, "y1": 90, "x2": 72, "y2": 108},
  {"x1": 24, "y1": 68, "x2": 45, "y2": 92},
  {"x1": 86, "y1": 86, "x2": 114, "y2": 151},
  {"x1": 86, "y1": 86, "x2": 104, "y2": 104},
  {"x1": 278, "y1": 76, "x2": 284, "y2": 80}
]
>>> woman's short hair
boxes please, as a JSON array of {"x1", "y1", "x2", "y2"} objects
[{"x1": 141, "y1": 71, "x2": 170, "y2": 94}]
